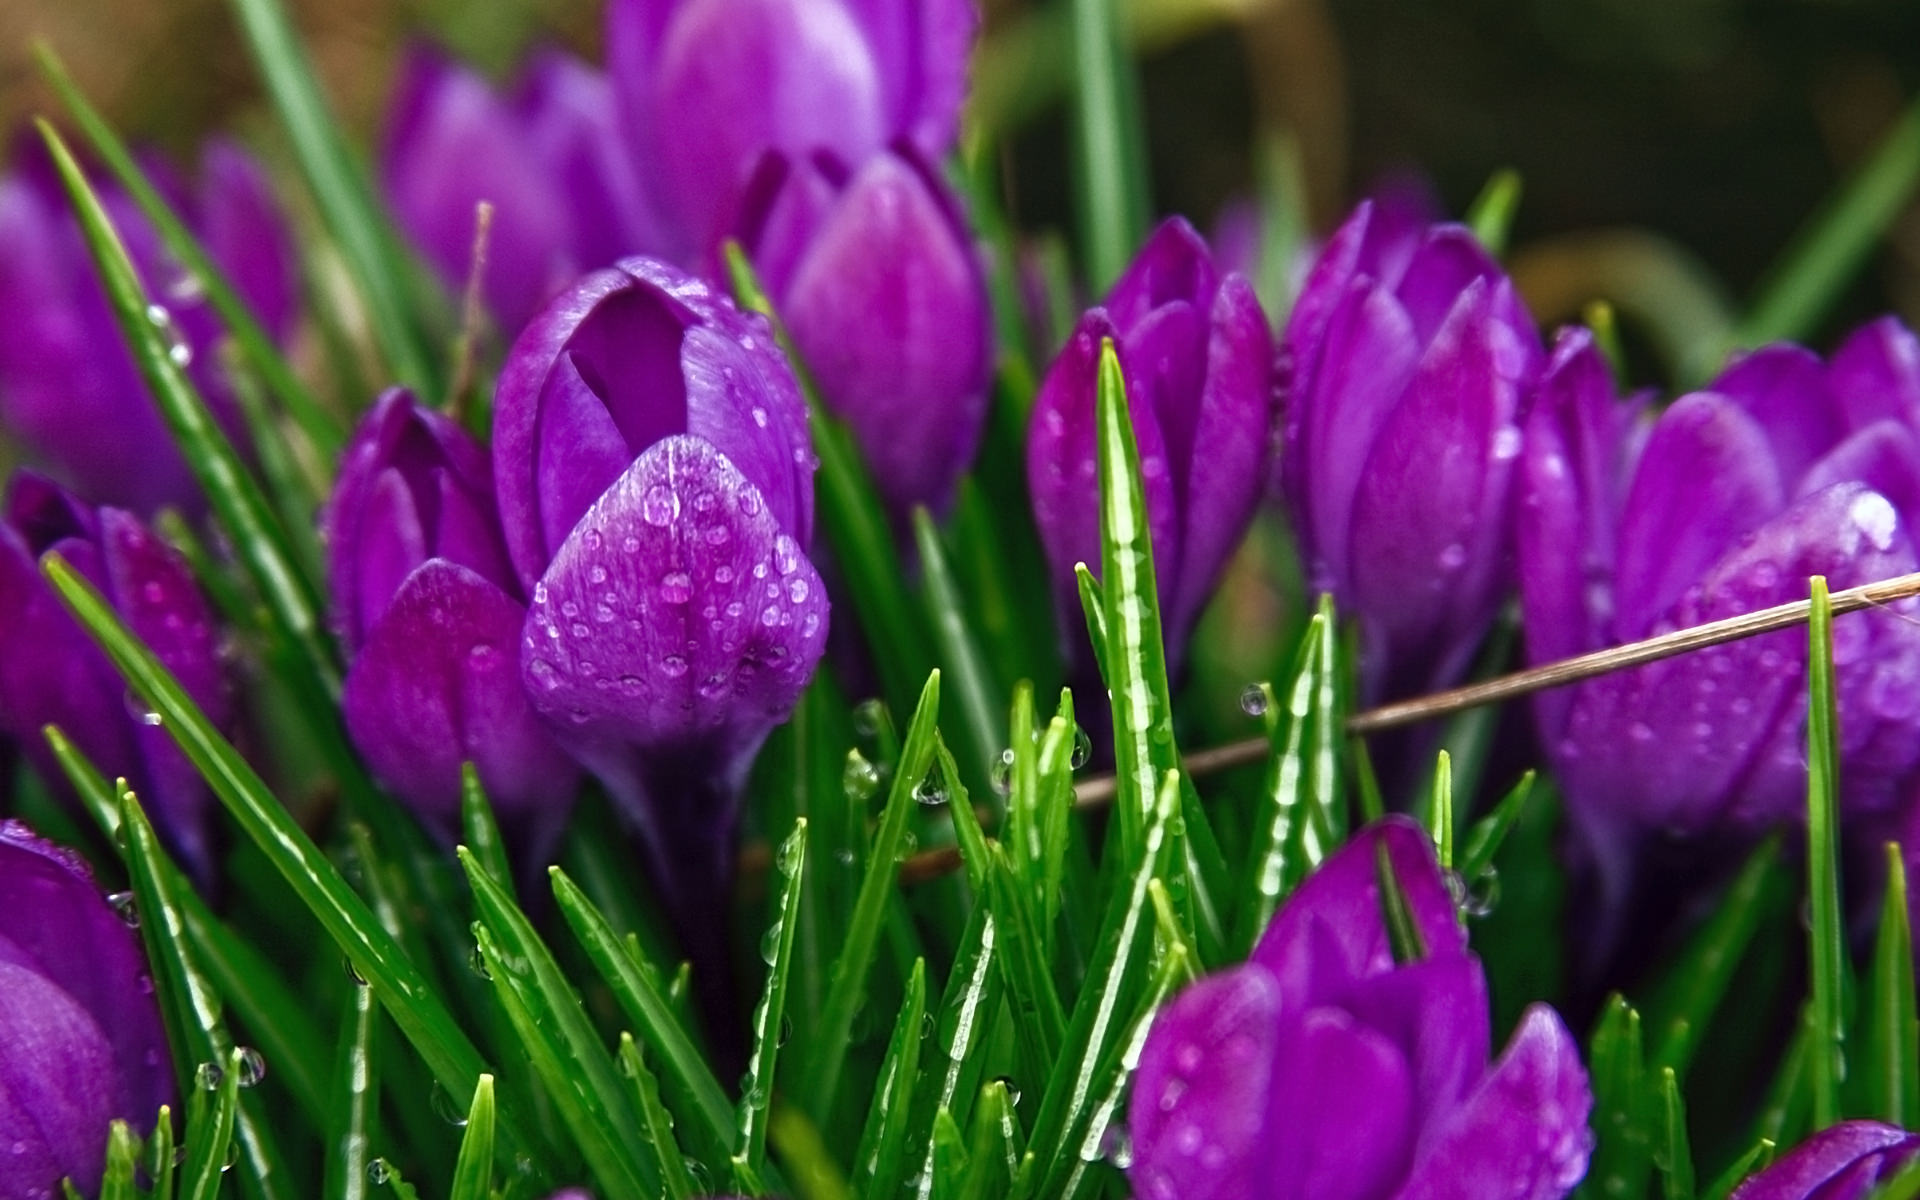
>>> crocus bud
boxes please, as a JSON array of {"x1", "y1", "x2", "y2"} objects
[
  {"x1": 736, "y1": 145, "x2": 992, "y2": 519},
  {"x1": 383, "y1": 45, "x2": 656, "y2": 334},
  {"x1": 1027, "y1": 217, "x2": 1276, "y2": 668},
  {"x1": 0, "y1": 821, "x2": 174, "y2": 1200},
  {"x1": 1128, "y1": 818, "x2": 1592, "y2": 1200},
  {"x1": 1520, "y1": 321, "x2": 1920, "y2": 875},
  {"x1": 0, "y1": 137, "x2": 297, "y2": 514},
  {"x1": 1728, "y1": 1122, "x2": 1920, "y2": 1200},
  {"x1": 496, "y1": 258, "x2": 826, "y2": 981},
  {"x1": 326, "y1": 389, "x2": 579, "y2": 845},
  {"x1": 0, "y1": 473, "x2": 228, "y2": 880},
  {"x1": 1282, "y1": 200, "x2": 1543, "y2": 699},
  {"x1": 607, "y1": 0, "x2": 978, "y2": 259}
]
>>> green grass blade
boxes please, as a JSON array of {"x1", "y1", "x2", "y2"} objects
[
  {"x1": 459, "y1": 764, "x2": 515, "y2": 902},
  {"x1": 221, "y1": 0, "x2": 437, "y2": 390},
  {"x1": 180, "y1": 1048, "x2": 242, "y2": 1200},
  {"x1": 1069, "y1": 0, "x2": 1151, "y2": 290},
  {"x1": 931, "y1": 1108, "x2": 970, "y2": 1198},
  {"x1": 99, "y1": 1120, "x2": 137, "y2": 1200},
  {"x1": 959, "y1": 1080, "x2": 1024, "y2": 1200},
  {"x1": 988, "y1": 842, "x2": 1069, "y2": 1075},
  {"x1": 619, "y1": 1036, "x2": 698, "y2": 1200},
  {"x1": 804, "y1": 670, "x2": 943, "y2": 1123},
  {"x1": 1871, "y1": 843, "x2": 1920, "y2": 1126},
  {"x1": 852, "y1": 959, "x2": 929, "y2": 1200},
  {"x1": 1702, "y1": 1139, "x2": 1774, "y2": 1200},
  {"x1": 1465, "y1": 168, "x2": 1523, "y2": 257},
  {"x1": 736, "y1": 819, "x2": 807, "y2": 1179},
  {"x1": 910, "y1": 905, "x2": 1004, "y2": 1200},
  {"x1": 148, "y1": 1104, "x2": 176, "y2": 1200},
  {"x1": 322, "y1": 986, "x2": 379, "y2": 1200},
  {"x1": 1656, "y1": 1067, "x2": 1696, "y2": 1200},
  {"x1": 914, "y1": 506, "x2": 1009, "y2": 795},
  {"x1": 448, "y1": 1074, "x2": 496, "y2": 1200},
  {"x1": 1073, "y1": 564, "x2": 1111, "y2": 684},
  {"x1": 1458, "y1": 770, "x2": 1536, "y2": 882},
  {"x1": 1580, "y1": 995, "x2": 1651, "y2": 1200},
  {"x1": 1034, "y1": 691, "x2": 1085, "y2": 938},
  {"x1": 1428, "y1": 750, "x2": 1454, "y2": 871},
  {"x1": 1647, "y1": 838, "x2": 1785, "y2": 1081},
  {"x1": 939, "y1": 739, "x2": 994, "y2": 898},
  {"x1": 1806, "y1": 575, "x2": 1847, "y2": 1128}
]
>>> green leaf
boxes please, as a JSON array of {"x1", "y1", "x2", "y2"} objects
[
  {"x1": 767, "y1": 1104, "x2": 852, "y2": 1200},
  {"x1": 1074, "y1": 564, "x2": 1110, "y2": 685},
  {"x1": 1701, "y1": 1139, "x2": 1774, "y2": 1200},
  {"x1": 914, "y1": 506, "x2": 1009, "y2": 796},
  {"x1": 909, "y1": 905, "x2": 1004, "y2": 1199},
  {"x1": 1069, "y1": 0, "x2": 1151, "y2": 290},
  {"x1": 1870, "y1": 843, "x2": 1920, "y2": 1126},
  {"x1": 988, "y1": 841, "x2": 1069, "y2": 1077},
  {"x1": 149, "y1": 1104, "x2": 176, "y2": 1200},
  {"x1": 99, "y1": 1120, "x2": 137, "y2": 1200},
  {"x1": 1806, "y1": 575, "x2": 1848, "y2": 1128},
  {"x1": 1656, "y1": 1067, "x2": 1696, "y2": 1200},
  {"x1": 851, "y1": 959, "x2": 929, "y2": 1200},
  {"x1": 448, "y1": 1074, "x2": 495, "y2": 1200},
  {"x1": 1375, "y1": 838, "x2": 1427, "y2": 965},
  {"x1": 1458, "y1": 770, "x2": 1535, "y2": 882},
  {"x1": 618, "y1": 1037, "x2": 698, "y2": 1200},
  {"x1": 459, "y1": 764, "x2": 514, "y2": 903},
  {"x1": 736, "y1": 820, "x2": 807, "y2": 1179},
  {"x1": 323, "y1": 986, "x2": 379, "y2": 1200},
  {"x1": 1427, "y1": 751, "x2": 1454, "y2": 871},
  {"x1": 1580, "y1": 995, "x2": 1652, "y2": 1200},
  {"x1": 180, "y1": 1048, "x2": 243, "y2": 1200},
  {"x1": 804, "y1": 670, "x2": 943, "y2": 1123},
  {"x1": 959, "y1": 1079, "x2": 1026, "y2": 1200},
  {"x1": 1465, "y1": 168, "x2": 1523, "y2": 257}
]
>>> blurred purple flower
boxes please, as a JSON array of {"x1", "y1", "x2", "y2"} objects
[
  {"x1": 1128, "y1": 818, "x2": 1592, "y2": 1200},
  {"x1": 383, "y1": 44, "x2": 657, "y2": 334},
  {"x1": 495, "y1": 258, "x2": 826, "y2": 970},
  {"x1": 1027, "y1": 217, "x2": 1276, "y2": 669},
  {"x1": 0, "y1": 137, "x2": 298, "y2": 514},
  {"x1": 0, "y1": 821, "x2": 173, "y2": 1200},
  {"x1": 1519, "y1": 321, "x2": 1920, "y2": 884},
  {"x1": 1281, "y1": 199, "x2": 1543, "y2": 700},
  {"x1": 1728, "y1": 1121, "x2": 1920, "y2": 1200},
  {"x1": 326, "y1": 389, "x2": 579, "y2": 846},
  {"x1": 607, "y1": 0, "x2": 978, "y2": 259},
  {"x1": 0, "y1": 473, "x2": 229, "y2": 880},
  {"x1": 735, "y1": 144, "x2": 992, "y2": 519}
]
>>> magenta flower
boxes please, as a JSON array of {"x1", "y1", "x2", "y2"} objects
[
  {"x1": 326, "y1": 389, "x2": 579, "y2": 847},
  {"x1": 607, "y1": 0, "x2": 978, "y2": 260},
  {"x1": 1128, "y1": 818, "x2": 1592, "y2": 1200},
  {"x1": 1027, "y1": 217, "x2": 1276, "y2": 669},
  {"x1": 735, "y1": 145, "x2": 993, "y2": 519},
  {"x1": 383, "y1": 44, "x2": 656, "y2": 334},
  {"x1": 0, "y1": 138, "x2": 298, "y2": 514},
  {"x1": 1281, "y1": 199, "x2": 1543, "y2": 699},
  {"x1": 1728, "y1": 1121, "x2": 1920, "y2": 1199},
  {"x1": 0, "y1": 821, "x2": 174, "y2": 1200},
  {"x1": 0, "y1": 473, "x2": 229, "y2": 880}
]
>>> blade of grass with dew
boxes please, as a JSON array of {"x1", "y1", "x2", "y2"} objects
[
  {"x1": 221, "y1": 0, "x2": 437, "y2": 391},
  {"x1": 1073, "y1": 564, "x2": 1111, "y2": 684},
  {"x1": 910, "y1": 905, "x2": 1005, "y2": 1200},
  {"x1": 180, "y1": 1048, "x2": 243, "y2": 1200},
  {"x1": 560, "y1": 796, "x2": 682, "y2": 976},
  {"x1": 1869, "y1": 844, "x2": 1919, "y2": 1126},
  {"x1": 914, "y1": 506, "x2": 1009, "y2": 797},
  {"x1": 1807, "y1": 575, "x2": 1848, "y2": 1128},
  {"x1": 939, "y1": 739, "x2": 993, "y2": 898},
  {"x1": 148, "y1": 1104, "x2": 176, "y2": 1199},
  {"x1": 459, "y1": 764, "x2": 514, "y2": 901},
  {"x1": 803, "y1": 670, "x2": 943, "y2": 1124},
  {"x1": 1458, "y1": 769, "x2": 1536, "y2": 882},
  {"x1": 618, "y1": 1036, "x2": 698, "y2": 1200},
  {"x1": 959, "y1": 1079, "x2": 1024, "y2": 1200},
  {"x1": 1427, "y1": 750, "x2": 1455, "y2": 871},
  {"x1": 851, "y1": 958, "x2": 928, "y2": 1200},
  {"x1": 736, "y1": 819, "x2": 807, "y2": 1182},
  {"x1": 1240, "y1": 638, "x2": 1315, "y2": 948},
  {"x1": 1069, "y1": 0, "x2": 1150, "y2": 290},
  {"x1": 1647, "y1": 837, "x2": 1786, "y2": 1081},
  {"x1": 33, "y1": 44, "x2": 346, "y2": 452},
  {"x1": 988, "y1": 842, "x2": 1068, "y2": 1076},
  {"x1": 322, "y1": 985, "x2": 379, "y2": 1200},
  {"x1": 1702, "y1": 1139, "x2": 1775, "y2": 1200},
  {"x1": 1466, "y1": 168, "x2": 1523, "y2": 257},
  {"x1": 448, "y1": 1074, "x2": 496, "y2": 1200},
  {"x1": 118, "y1": 785, "x2": 291, "y2": 1200},
  {"x1": 99, "y1": 1120, "x2": 136, "y2": 1200},
  {"x1": 1579, "y1": 995, "x2": 1652, "y2": 1200},
  {"x1": 41, "y1": 553, "x2": 542, "y2": 1176},
  {"x1": 931, "y1": 1108, "x2": 970, "y2": 1197},
  {"x1": 1656, "y1": 1067, "x2": 1697, "y2": 1200},
  {"x1": 1753, "y1": 1009, "x2": 1816, "y2": 1153}
]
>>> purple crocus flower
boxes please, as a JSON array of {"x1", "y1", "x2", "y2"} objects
[
  {"x1": 494, "y1": 257, "x2": 826, "y2": 974},
  {"x1": 0, "y1": 137, "x2": 297, "y2": 514},
  {"x1": 1128, "y1": 818, "x2": 1592, "y2": 1200},
  {"x1": 1027, "y1": 217, "x2": 1276, "y2": 670},
  {"x1": 326, "y1": 389, "x2": 579, "y2": 848},
  {"x1": 1519, "y1": 320, "x2": 1920, "y2": 895},
  {"x1": 383, "y1": 45, "x2": 656, "y2": 334},
  {"x1": 735, "y1": 144, "x2": 993, "y2": 519},
  {"x1": 1728, "y1": 1121, "x2": 1920, "y2": 1199},
  {"x1": 0, "y1": 821, "x2": 174, "y2": 1200},
  {"x1": 0, "y1": 473, "x2": 229, "y2": 881},
  {"x1": 1281, "y1": 199, "x2": 1543, "y2": 700},
  {"x1": 607, "y1": 0, "x2": 978, "y2": 260}
]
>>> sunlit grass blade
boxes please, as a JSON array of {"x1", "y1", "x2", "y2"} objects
[
  {"x1": 766, "y1": 1105, "x2": 849, "y2": 1200},
  {"x1": 459, "y1": 764, "x2": 514, "y2": 901},
  {"x1": 910, "y1": 905, "x2": 1004, "y2": 1200},
  {"x1": 1073, "y1": 564, "x2": 1110, "y2": 683},
  {"x1": 1580, "y1": 995, "x2": 1652, "y2": 1200},
  {"x1": 1241, "y1": 667, "x2": 1310, "y2": 943},
  {"x1": 40, "y1": 553, "x2": 536, "y2": 1172},
  {"x1": 617, "y1": 1037, "x2": 697, "y2": 1200},
  {"x1": 180, "y1": 1048, "x2": 243, "y2": 1200},
  {"x1": 735, "y1": 820, "x2": 807, "y2": 1180},
  {"x1": 1806, "y1": 575, "x2": 1847, "y2": 1128},
  {"x1": 1069, "y1": 0, "x2": 1150, "y2": 289},
  {"x1": 940, "y1": 739, "x2": 993, "y2": 898},
  {"x1": 148, "y1": 1104, "x2": 176, "y2": 1199},
  {"x1": 1870, "y1": 843, "x2": 1919, "y2": 1126},
  {"x1": 221, "y1": 0, "x2": 437, "y2": 391},
  {"x1": 1702, "y1": 1139, "x2": 1774, "y2": 1200},
  {"x1": 914, "y1": 506, "x2": 1009, "y2": 795},
  {"x1": 99, "y1": 1120, "x2": 137, "y2": 1200},
  {"x1": 1427, "y1": 751, "x2": 1454, "y2": 871},
  {"x1": 931, "y1": 1108, "x2": 970, "y2": 1197},
  {"x1": 852, "y1": 959, "x2": 929, "y2": 1200},
  {"x1": 1034, "y1": 691, "x2": 1090, "y2": 940},
  {"x1": 323, "y1": 986, "x2": 379, "y2": 1200},
  {"x1": 447, "y1": 1074, "x2": 495, "y2": 1200},
  {"x1": 1466, "y1": 167, "x2": 1523, "y2": 256},
  {"x1": 1647, "y1": 838, "x2": 1785, "y2": 1081},
  {"x1": 1753, "y1": 1011, "x2": 1815, "y2": 1153},
  {"x1": 803, "y1": 670, "x2": 943, "y2": 1123},
  {"x1": 1656, "y1": 1067, "x2": 1696, "y2": 1200}
]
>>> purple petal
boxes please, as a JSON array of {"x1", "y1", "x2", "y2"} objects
[
  {"x1": 1830, "y1": 316, "x2": 1920, "y2": 431},
  {"x1": 1262, "y1": 1007, "x2": 1416, "y2": 1200},
  {"x1": 197, "y1": 139, "x2": 298, "y2": 341},
  {"x1": 1710, "y1": 344, "x2": 1841, "y2": 486},
  {"x1": 843, "y1": 0, "x2": 979, "y2": 154},
  {"x1": 1283, "y1": 201, "x2": 1377, "y2": 408},
  {"x1": 1391, "y1": 226, "x2": 1507, "y2": 346},
  {"x1": 1729, "y1": 1121, "x2": 1920, "y2": 1200},
  {"x1": 1799, "y1": 420, "x2": 1920, "y2": 534},
  {"x1": 1396, "y1": 1005, "x2": 1593, "y2": 1200},
  {"x1": 1338, "y1": 956, "x2": 1491, "y2": 1143},
  {"x1": 0, "y1": 959, "x2": 122, "y2": 1198},
  {"x1": 515, "y1": 48, "x2": 658, "y2": 271},
  {"x1": 1105, "y1": 218, "x2": 1218, "y2": 336},
  {"x1": 733, "y1": 152, "x2": 844, "y2": 299}
]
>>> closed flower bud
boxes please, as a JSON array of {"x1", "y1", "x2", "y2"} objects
[
  {"x1": 736, "y1": 146, "x2": 993, "y2": 520},
  {"x1": 0, "y1": 821, "x2": 173, "y2": 1200},
  {"x1": 326, "y1": 390, "x2": 578, "y2": 843},
  {"x1": 1128, "y1": 818, "x2": 1592, "y2": 1200},
  {"x1": 1728, "y1": 1121, "x2": 1920, "y2": 1200},
  {"x1": 1027, "y1": 217, "x2": 1276, "y2": 668},
  {"x1": 0, "y1": 138, "x2": 297, "y2": 514},
  {"x1": 383, "y1": 45, "x2": 656, "y2": 334},
  {"x1": 1282, "y1": 200, "x2": 1543, "y2": 699},
  {"x1": 0, "y1": 473, "x2": 228, "y2": 880}
]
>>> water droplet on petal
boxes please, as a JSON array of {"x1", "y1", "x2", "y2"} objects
[
  {"x1": 642, "y1": 483, "x2": 677, "y2": 527},
  {"x1": 660, "y1": 573, "x2": 693, "y2": 604}
]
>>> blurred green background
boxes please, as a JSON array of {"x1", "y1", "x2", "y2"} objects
[{"x1": 4, "y1": 0, "x2": 1919, "y2": 358}]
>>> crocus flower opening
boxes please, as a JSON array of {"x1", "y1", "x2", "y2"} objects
[
  {"x1": 0, "y1": 473, "x2": 228, "y2": 880},
  {"x1": 1282, "y1": 199, "x2": 1543, "y2": 701},
  {"x1": 1128, "y1": 818, "x2": 1592, "y2": 1200},
  {"x1": 1728, "y1": 1121, "x2": 1920, "y2": 1199},
  {"x1": 736, "y1": 145, "x2": 993, "y2": 520},
  {"x1": 1520, "y1": 320, "x2": 1920, "y2": 893},
  {"x1": 607, "y1": 0, "x2": 978, "y2": 261},
  {"x1": 1027, "y1": 217, "x2": 1277, "y2": 672},
  {"x1": 328, "y1": 389, "x2": 580, "y2": 849},
  {"x1": 0, "y1": 822, "x2": 174, "y2": 1200},
  {"x1": 383, "y1": 45, "x2": 655, "y2": 334},
  {"x1": 495, "y1": 257, "x2": 826, "y2": 985},
  {"x1": 0, "y1": 137, "x2": 297, "y2": 515}
]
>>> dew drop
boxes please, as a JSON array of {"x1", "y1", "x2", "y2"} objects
[
  {"x1": 108, "y1": 890, "x2": 140, "y2": 928},
  {"x1": 660, "y1": 573, "x2": 694, "y2": 604},
  {"x1": 1070, "y1": 724, "x2": 1093, "y2": 769},
  {"x1": 195, "y1": 1060, "x2": 224, "y2": 1092},
  {"x1": 660, "y1": 656, "x2": 688, "y2": 679},
  {"x1": 1438, "y1": 542, "x2": 1469, "y2": 571},
  {"x1": 761, "y1": 604, "x2": 782, "y2": 627},
  {"x1": 145, "y1": 303, "x2": 193, "y2": 368},
  {"x1": 990, "y1": 748, "x2": 1015, "y2": 796},
  {"x1": 642, "y1": 483, "x2": 678, "y2": 527},
  {"x1": 234, "y1": 1047, "x2": 267, "y2": 1088},
  {"x1": 913, "y1": 773, "x2": 949, "y2": 807},
  {"x1": 431, "y1": 1080, "x2": 470, "y2": 1126},
  {"x1": 1239, "y1": 684, "x2": 1270, "y2": 718},
  {"x1": 842, "y1": 750, "x2": 882, "y2": 801},
  {"x1": 786, "y1": 577, "x2": 810, "y2": 603}
]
